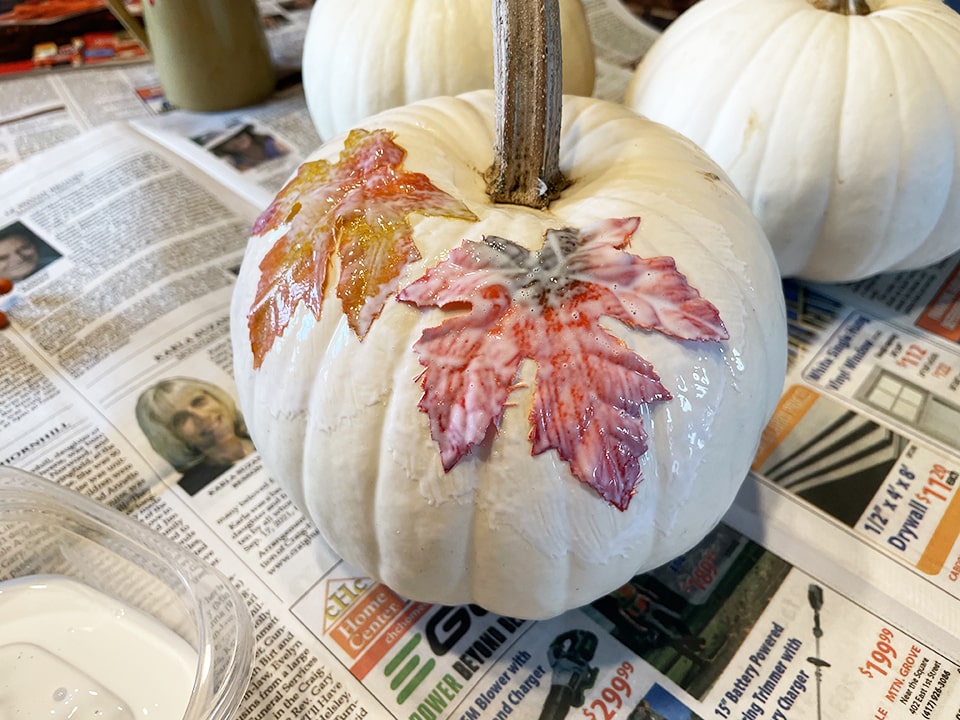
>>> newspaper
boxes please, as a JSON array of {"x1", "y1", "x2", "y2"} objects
[
  {"x1": 0, "y1": 0, "x2": 147, "y2": 77},
  {"x1": 5, "y1": 4, "x2": 960, "y2": 720},
  {"x1": 741, "y1": 267, "x2": 960, "y2": 648},
  {"x1": 582, "y1": 0, "x2": 661, "y2": 103},
  {"x1": 0, "y1": 0, "x2": 310, "y2": 78},
  {"x1": 0, "y1": 0, "x2": 312, "y2": 173}
]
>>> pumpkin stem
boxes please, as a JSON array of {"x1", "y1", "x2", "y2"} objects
[
  {"x1": 485, "y1": 0, "x2": 569, "y2": 208},
  {"x1": 811, "y1": 0, "x2": 870, "y2": 15}
]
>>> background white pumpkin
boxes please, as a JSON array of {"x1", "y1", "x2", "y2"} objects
[
  {"x1": 627, "y1": 0, "x2": 960, "y2": 283},
  {"x1": 301, "y1": 0, "x2": 597, "y2": 140},
  {"x1": 231, "y1": 90, "x2": 787, "y2": 619}
]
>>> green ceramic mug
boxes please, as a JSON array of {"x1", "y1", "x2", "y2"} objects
[{"x1": 105, "y1": 0, "x2": 276, "y2": 112}]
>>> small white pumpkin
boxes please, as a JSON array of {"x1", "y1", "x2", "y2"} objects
[
  {"x1": 233, "y1": 2, "x2": 786, "y2": 619},
  {"x1": 627, "y1": 0, "x2": 960, "y2": 283},
  {"x1": 301, "y1": 0, "x2": 596, "y2": 139}
]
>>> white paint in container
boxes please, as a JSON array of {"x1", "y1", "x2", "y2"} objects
[{"x1": 0, "y1": 573, "x2": 198, "y2": 720}]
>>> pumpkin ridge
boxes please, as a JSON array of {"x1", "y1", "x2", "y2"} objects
[
  {"x1": 661, "y1": 0, "x2": 750, "y2": 47},
  {"x1": 750, "y1": 11, "x2": 832, "y2": 200},
  {"x1": 891, "y1": 3, "x2": 960, "y2": 42},
  {"x1": 815, "y1": 15, "x2": 913, "y2": 278},
  {"x1": 870, "y1": 14, "x2": 950, "y2": 267},
  {"x1": 394, "y1": 97, "x2": 499, "y2": 184},
  {"x1": 741, "y1": 11, "x2": 841, "y2": 272},
  {"x1": 324, "y1": 326, "x2": 403, "y2": 573},
  {"x1": 881, "y1": 11, "x2": 960, "y2": 268},
  {"x1": 336, "y1": 6, "x2": 374, "y2": 136},
  {"x1": 804, "y1": 11, "x2": 854, "y2": 277},
  {"x1": 616, "y1": 190, "x2": 747, "y2": 296},
  {"x1": 878, "y1": 0, "x2": 952, "y2": 22},
  {"x1": 698, "y1": 7, "x2": 809, "y2": 155},
  {"x1": 400, "y1": 0, "x2": 427, "y2": 104},
  {"x1": 368, "y1": 370, "x2": 400, "y2": 585},
  {"x1": 873, "y1": 13, "x2": 907, "y2": 251}
]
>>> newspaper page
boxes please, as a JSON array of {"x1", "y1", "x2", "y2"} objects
[
  {"x1": 582, "y1": 0, "x2": 662, "y2": 103},
  {"x1": 0, "y1": 0, "x2": 312, "y2": 172},
  {"x1": 128, "y1": 86, "x2": 322, "y2": 204}
]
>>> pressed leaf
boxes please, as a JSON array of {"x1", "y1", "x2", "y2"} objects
[
  {"x1": 397, "y1": 217, "x2": 728, "y2": 510},
  {"x1": 247, "y1": 128, "x2": 477, "y2": 367}
]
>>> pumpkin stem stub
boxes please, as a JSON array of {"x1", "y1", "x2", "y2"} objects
[
  {"x1": 485, "y1": 0, "x2": 569, "y2": 209},
  {"x1": 811, "y1": 0, "x2": 870, "y2": 15}
]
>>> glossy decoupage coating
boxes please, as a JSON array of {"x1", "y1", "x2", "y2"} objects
[{"x1": 231, "y1": 91, "x2": 787, "y2": 619}]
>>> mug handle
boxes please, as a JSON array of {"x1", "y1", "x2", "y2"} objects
[{"x1": 103, "y1": 0, "x2": 151, "y2": 51}]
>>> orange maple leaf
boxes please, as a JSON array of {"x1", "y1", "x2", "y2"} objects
[{"x1": 247, "y1": 128, "x2": 477, "y2": 368}]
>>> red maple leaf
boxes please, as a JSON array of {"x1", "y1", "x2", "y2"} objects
[
  {"x1": 247, "y1": 128, "x2": 477, "y2": 368},
  {"x1": 397, "y1": 217, "x2": 728, "y2": 510}
]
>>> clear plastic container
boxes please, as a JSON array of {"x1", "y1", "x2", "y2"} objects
[{"x1": 0, "y1": 466, "x2": 254, "y2": 720}]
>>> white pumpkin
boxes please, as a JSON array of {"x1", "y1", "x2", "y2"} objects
[
  {"x1": 230, "y1": 88, "x2": 787, "y2": 618},
  {"x1": 627, "y1": 0, "x2": 960, "y2": 283},
  {"x1": 301, "y1": 0, "x2": 597, "y2": 139}
]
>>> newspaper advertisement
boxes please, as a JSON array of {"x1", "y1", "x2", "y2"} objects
[
  {"x1": 745, "y1": 258, "x2": 960, "y2": 612},
  {"x1": 299, "y1": 519, "x2": 960, "y2": 720}
]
